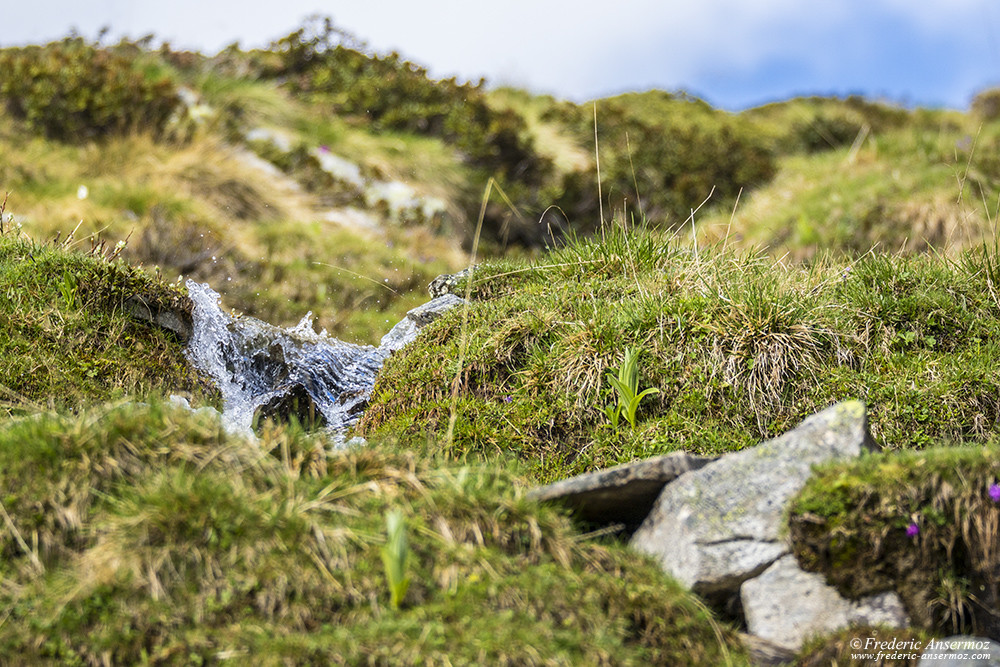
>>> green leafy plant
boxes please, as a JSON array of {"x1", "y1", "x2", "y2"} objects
[
  {"x1": 605, "y1": 346, "x2": 660, "y2": 430},
  {"x1": 58, "y1": 270, "x2": 78, "y2": 309},
  {"x1": 380, "y1": 508, "x2": 411, "y2": 610}
]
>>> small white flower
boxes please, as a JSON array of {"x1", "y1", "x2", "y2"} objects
[{"x1": 77, "y1": 185, "x2": 89, "y2": 200}]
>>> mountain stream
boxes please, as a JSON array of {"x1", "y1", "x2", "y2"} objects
[{"x1": 181, "y1": 280, "x2": 462, "y2": 440}]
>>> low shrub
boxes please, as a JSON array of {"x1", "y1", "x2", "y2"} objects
[
  {"x1": 972, "y1": 87, "x2": 1000, "y2": 121},
  {"x1": 266, "y1": 18, "x2": 549, "y2": 187},
  {"x1": 0, "y1": 38, "x2": 181, "y2": 142},
  {"x1": 744, "y1": 96, "x2": 911, "y2": 155},
  {"x1": 260, "y1": 18, "x2": 557, "y2": 246},
  {"x1": 546, "y1": 93, "x2": 777, "y2": 230}
]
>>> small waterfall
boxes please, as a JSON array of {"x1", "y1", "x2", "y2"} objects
[{"x1": 183, "y1": 280, "x2": 463, "y2": 439}]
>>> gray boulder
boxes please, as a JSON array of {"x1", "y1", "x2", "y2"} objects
[
  {"x1": 741, "y1": 555, "x2": 908, "y2": 651},
  {"x1": 918, "y1": 637, "x2": 1000, "y2": 666},
  {"x1": 529, "y1": 452, "x2": 715, "y2": 533},
  {"x1": 630, "y1": 400, "x2": 878, "y2": 597},
  {"x1": 379, "y1": 293, "x2": 465, "y2": 353}
]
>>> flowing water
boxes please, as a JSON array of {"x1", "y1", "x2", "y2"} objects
[{"x1": 183, "y1": 280, "x2": 433, "y2": 439}]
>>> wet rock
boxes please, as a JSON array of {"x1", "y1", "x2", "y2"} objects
[
  {"x1": 528, "y1": 452, "x2": 715, "y2": 534},
  {"x1": 379, "y1": 294, "x2": 465, "y2": 353},
  {"x1": 428, "y1": 266, "x2": 476, "y2": 298},
  {"x1": 630, "y1": 401, "x2": 879, "y2": 599},
  {"x1": 126, "y1": 293, "x2": 193, "y2": 342},
  {"x1": 253, "y1": 382, "x2": 327, "y2": 430},
  {"x1": 741, "y1": 555, "x2": 908, "y2": 651}
]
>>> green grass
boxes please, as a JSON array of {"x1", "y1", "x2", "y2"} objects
[
  {"x1": 9, "y1": 29, "x2": 1000, "y2": 660},
  {"x1": 358, "y1": 221, "x2": 1000, "y2": 482},
  {"x1": 0, "y1": 232, "x2": 212, "y2": 414},
  {"x1": 0, "y1": 401, "x2": 749, "y2": 665},
  {"x1": 789, "y1": 443, "x2": 1000, "y2": 638}
]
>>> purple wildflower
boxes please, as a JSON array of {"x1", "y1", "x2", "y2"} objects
[
  {"x1": 989, "y1": 484, "x2": 1000, "y2": 503},
  {"x1": 501, "y1": 395, "x2": 513, "y2": 404},
  {"x1": 906, "y1": 523, "x2": 920, "y2": 538}
]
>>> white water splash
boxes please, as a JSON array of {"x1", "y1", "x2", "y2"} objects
[{"x1": 184, "y1": 281, "x2": 391, "y2": 438}]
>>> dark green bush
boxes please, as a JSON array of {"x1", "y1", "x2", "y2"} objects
[
  {"x1": 972, "y1": 88, "x2": 1000, "y2": 121},
  {"x1": 267, "y1": 19, "x2": 549, "y2": 186},
  {"x1": 789, "y1": 109, "x2": 869, "y2": 153},
  {"x1": 744, "y1": 96, "x2": 910, "y2": 155},
  {"x1": 552, "y1": 97, "x2": 777, "y2": 229},
  {"x1": 257, "y1": 18, "x2": 560, "y2": 247},
  {"x1": 0, "y1": 38, "x2": 180, "y2": 142},
  {"x1": 963, "y1": 136, "x2": 1000, "y2": 186}
]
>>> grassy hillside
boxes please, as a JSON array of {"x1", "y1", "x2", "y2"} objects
[
  {"x1": 698, "y1": 97, "x2": 997, "y2": 257},
  {"x1": 4, "y1": 24, "x2": 1000, "y2": 336},
  {"x1": 0, "y1": 402, "x2": 748, "y2": 665},
  {"x1": 5, "y1": 16, "x2": 1000, "y2": 662},
  {"x1": 358, "y1": 222, "x2": 1000, "y2": 481}
]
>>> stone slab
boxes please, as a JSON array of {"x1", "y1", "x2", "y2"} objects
[{"x1": 529, "y1": 452, "x2": 715, "y2": 533}]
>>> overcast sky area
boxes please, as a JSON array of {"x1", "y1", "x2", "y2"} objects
[{"x1": 5, "y1": 0, "x2": 1000, "y2": 111}]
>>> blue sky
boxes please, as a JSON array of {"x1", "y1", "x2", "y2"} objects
[{"x1": 5, "y1": 0, "x2": 1000, "y2": 111}]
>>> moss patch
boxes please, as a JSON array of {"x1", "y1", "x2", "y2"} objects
[{"x1": 0, "y1": 233, "x2": 213, "y2": 413}]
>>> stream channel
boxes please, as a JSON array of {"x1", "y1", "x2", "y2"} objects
[{"x1": 181, "y1": 280, "x2": 463, "y2": 440}]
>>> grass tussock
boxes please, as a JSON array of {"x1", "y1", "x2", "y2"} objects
[
  {"x1": 359, "y1": 221, "x2": 1000, "y2": 482},
  {"x1": 0, "y1": 401, "x2": 749, "y2": 665},
  {"x1": 790, "y1": 445, "x2": 1000, "y2": 640}
]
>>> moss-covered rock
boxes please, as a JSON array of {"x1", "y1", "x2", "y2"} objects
[
  {"x1": 789, "y1": 446, "x2": 1000, "y2": 639},
  {"x1": 0, "y1": 233, "x2": 213, "y2": 413}
]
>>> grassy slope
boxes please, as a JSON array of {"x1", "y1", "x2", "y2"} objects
[
  {"x1": 359, "y1": 222, "x2": 1000, "y2": 481},
  {"x1": 0, "y1": 401, "x2": 748, "y2": 665},
  {"x1": 698, "y1": 98, "x2": 999, "y2": 256}
]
